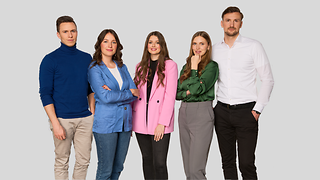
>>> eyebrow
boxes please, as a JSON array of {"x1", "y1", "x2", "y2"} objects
[
  {"x1": 61, "y1": 29, "x2": 77, "y2": 32},
  {"x1": 103, "y1": 39, "x2": 116, "y2": 41}
]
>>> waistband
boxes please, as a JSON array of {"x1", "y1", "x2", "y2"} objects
[
  {"x1": 217, "y1": 101, "x2": 255, "y2": 110},
  {"x1": 180, "y1": 101, "x2": 213, "y2": 108}
]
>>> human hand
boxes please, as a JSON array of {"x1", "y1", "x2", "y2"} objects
[
  {"x1": 130, "y1": 89, "x2": 140, "y2": 98},
  {"x1": 251, "y1": 111, "x2": 260, "y2": 121},
  {"x1": 102, "y1": 85, "x2": 111, "y2": 91},
  {"x1": 154, "y1": 124, "x2": 165, "y2": 142},
  {"x1": 52, "y1": 123, "x2": 66, "y2": 140},
  {"x1": 191, "y1": 54, "x2": 201, "y2": 70},
  {"x1": 186, "y1": 90, "x2": 191, "y2": 96}
]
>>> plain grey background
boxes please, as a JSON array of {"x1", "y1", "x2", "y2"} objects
[{"x1": 1, "y1": 0, "x2": 319, "y2": 179}]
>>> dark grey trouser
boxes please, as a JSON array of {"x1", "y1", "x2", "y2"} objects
[{"x1": 178, "y1": 101, "x2": 214, "y2": 180}]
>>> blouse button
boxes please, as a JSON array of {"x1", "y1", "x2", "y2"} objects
[{"x1": 124, "y1": 107, "x2": 127, "y2": 110}]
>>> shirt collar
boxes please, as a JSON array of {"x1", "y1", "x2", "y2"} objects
[{"x1": 221, "y1": 34, "x2": 242, "y2": 45}]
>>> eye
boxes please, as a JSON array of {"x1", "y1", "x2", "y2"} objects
[
  {"x1": 193, "y1": 42, "x2": 197, "y2": 45},
  {"x1": 148, "y1": 41, "x2": 152, "y2": 44},
  {"x1": 112, "y1": 41, "x2": 117, "y2": 44}
]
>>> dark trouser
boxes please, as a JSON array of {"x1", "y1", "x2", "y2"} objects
[
  {"x1": 214, "y1": 102, "x2": 258, "y2": 180},
  {"x1": 135, "y1": 132, "x2": 171, "y2": 180}
]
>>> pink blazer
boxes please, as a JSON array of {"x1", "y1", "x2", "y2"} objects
[{"x1": 132, "y1": 60, "x2": 178, "y2": 135}]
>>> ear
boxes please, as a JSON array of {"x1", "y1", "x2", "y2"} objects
[
  {"x1": 57, "y1": 32, "x2": 61, "y2": 40},
  {"x1": 240, "y1": 21, "x2": 243, "y2": 28},
  {"x1": 221, "y1": 20, "x2": 223, "y2": 28}
]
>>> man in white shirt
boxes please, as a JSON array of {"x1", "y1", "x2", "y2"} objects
[{"x1": 212, "y1": 6, "x2": 274, "y2": 180}]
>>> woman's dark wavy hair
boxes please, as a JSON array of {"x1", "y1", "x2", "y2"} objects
[
  {"x1": 134, "y1": 31, "x2": 171, "y2": 88},
  {"x1": 179, "y1": 31, "x2": 212, "y2": 83},
  {"x1": 90, "y1": 29, "x2": 123, "y2": 68}
]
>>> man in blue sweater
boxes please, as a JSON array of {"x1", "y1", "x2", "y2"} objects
[{"x1": 39, "y1": 16, "x2": 95, "y2": 180}]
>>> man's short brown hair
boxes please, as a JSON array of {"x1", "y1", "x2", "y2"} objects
[
  {"x1": 56, "y1": 16, "x2": 77, "y2": 32},
  {"x1": 222, "y1": 6, "x2": 244, "y2": 20}
]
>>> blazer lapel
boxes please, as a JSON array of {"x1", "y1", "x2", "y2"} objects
[
  {"x1": 98, "y1": 61, "x2": 120, "y2": 90},
  {"x1": 149, "y1": 69, "x2": 158, "y2": 100},
  {"x1": 117, "y1": 64, "x2": 128, "y2": 91}
]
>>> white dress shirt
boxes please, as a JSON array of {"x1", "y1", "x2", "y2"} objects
[{"x1": 212, "y1": 34, "x2": 274, "y2": 113}]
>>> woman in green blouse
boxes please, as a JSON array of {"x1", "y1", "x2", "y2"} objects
[{"x1": 176, "y1": 31, "x2": 219, "y2": 180}]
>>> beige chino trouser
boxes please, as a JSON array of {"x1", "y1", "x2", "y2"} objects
[{"x1": 49, "y1": 115, "x2": 94, "y2": 180}]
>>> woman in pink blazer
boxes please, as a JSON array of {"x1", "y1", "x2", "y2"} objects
[{"x1": 132, "y1": 31, "x2": 178, "y2": 180}]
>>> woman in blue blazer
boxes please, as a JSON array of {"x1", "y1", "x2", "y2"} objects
[{"x1": 88, "y1": 29, "x2": 139, "y2": 180}]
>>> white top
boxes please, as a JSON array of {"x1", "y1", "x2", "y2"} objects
[
  {"x1": 212, "y1": 34, "x2": 274, "y2": 113},
  {"x1": 108, "y1": 67, "x2": 123, "y2": 90}
]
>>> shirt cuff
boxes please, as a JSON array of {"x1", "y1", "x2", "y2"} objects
[
  {"x1": 253, "y1": 103, "x2": 264, "y2": 113},
  {"x1": 190, "y1": 70, "x2": 198, "y2": 77}
]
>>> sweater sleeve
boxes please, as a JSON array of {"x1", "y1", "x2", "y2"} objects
[{"x1": 39, "y1": 55, "x2": 55, "y2": 107}]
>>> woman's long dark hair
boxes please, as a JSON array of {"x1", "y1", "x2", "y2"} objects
[
  {"x1": 134, "y1": 31, "x2": 170, "y2": 88},
  {"x1": 179, "y1": 31, "x2": 212, "y2": 83},
  {"x1": 90, "y1": 29, "x2": 123, "y2": 68}
]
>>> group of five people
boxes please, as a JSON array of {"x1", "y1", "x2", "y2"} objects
[{"x1": 39, "y1": 6, "x2": 274, "y2": 180}]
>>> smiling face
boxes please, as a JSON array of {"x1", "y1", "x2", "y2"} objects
[
  {"x1": 57, "y1": 22, "x2": 77, "y2": 47},
  {"x1": 100, "y1": 33, "x2": 117, "y2": 58},
  {"x1": 221, "y1": 12, "x2": 243, "y2": 37},
  {"x1": 192, "y1": 36, "x2": 210, "y2": 56},
  {"x1": 148, "y1": 35, "x2": 161, "y2": 60}
]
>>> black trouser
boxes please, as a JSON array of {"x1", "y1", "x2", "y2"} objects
[
  {"x1": 135, "y1": 132, "x2": 171, "y2": 180},
  {"x1": 214, "y1": 102, "x2": 258, "y2": 180}
]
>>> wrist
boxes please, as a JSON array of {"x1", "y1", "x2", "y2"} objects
[{"x1": 254, "y1": 110, "x2": 261, "y2": 115}]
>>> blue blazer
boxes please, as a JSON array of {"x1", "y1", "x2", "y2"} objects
[{"x1": 88, "y1": 61, "x2": 137, "y2": 134}]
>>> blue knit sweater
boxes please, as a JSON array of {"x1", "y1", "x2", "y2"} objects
[{"x1": 39, "y1": 42, "x2": 92, "y2": 118}]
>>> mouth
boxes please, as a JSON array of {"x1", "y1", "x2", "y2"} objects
[
  {"x1": 106, "y1": 49, "x2": 113, "y2": 52},
  {"x1": 151, "y1": 48, "x2": 157, "y2": 51},
  {"x1": 228, "y1": 28, "x2": 235, "y2": 31},
  {"x1": 195, "y1": 51, "x2": 201, "y2": 54}
]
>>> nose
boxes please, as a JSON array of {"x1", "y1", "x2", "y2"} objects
[
  {"x1": 230, "y1": 21, "x2": 234, "y2": 27},
  {"x1": 68, "y1": 32, "x2": 73, "y2": 38},
  {"x1": 108, "y1": 42, "x2": 112, "y2": 48}
]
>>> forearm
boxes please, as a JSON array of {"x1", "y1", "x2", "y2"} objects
[
  {"x1": 254, "y1": 63, "x2": 274, "y2": 112},
  {"x1": 44, "y1": 104, "x2": 66, "y2": 140},
  {"x1": 88, "y1": 93, "x2": 95, "y2": 115},
  {"x1": 188, "y1": 66, "x2": 218, "y2": 95},
  {"x1": 44, "y1": 104, "x2": 60, "y2": 126},
  {"x1": 176, "y1": 90, "x2": 186, "y2": 100},
  {"x1": 117, "y1": 96, "x2": 137, "y2": 106}
]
